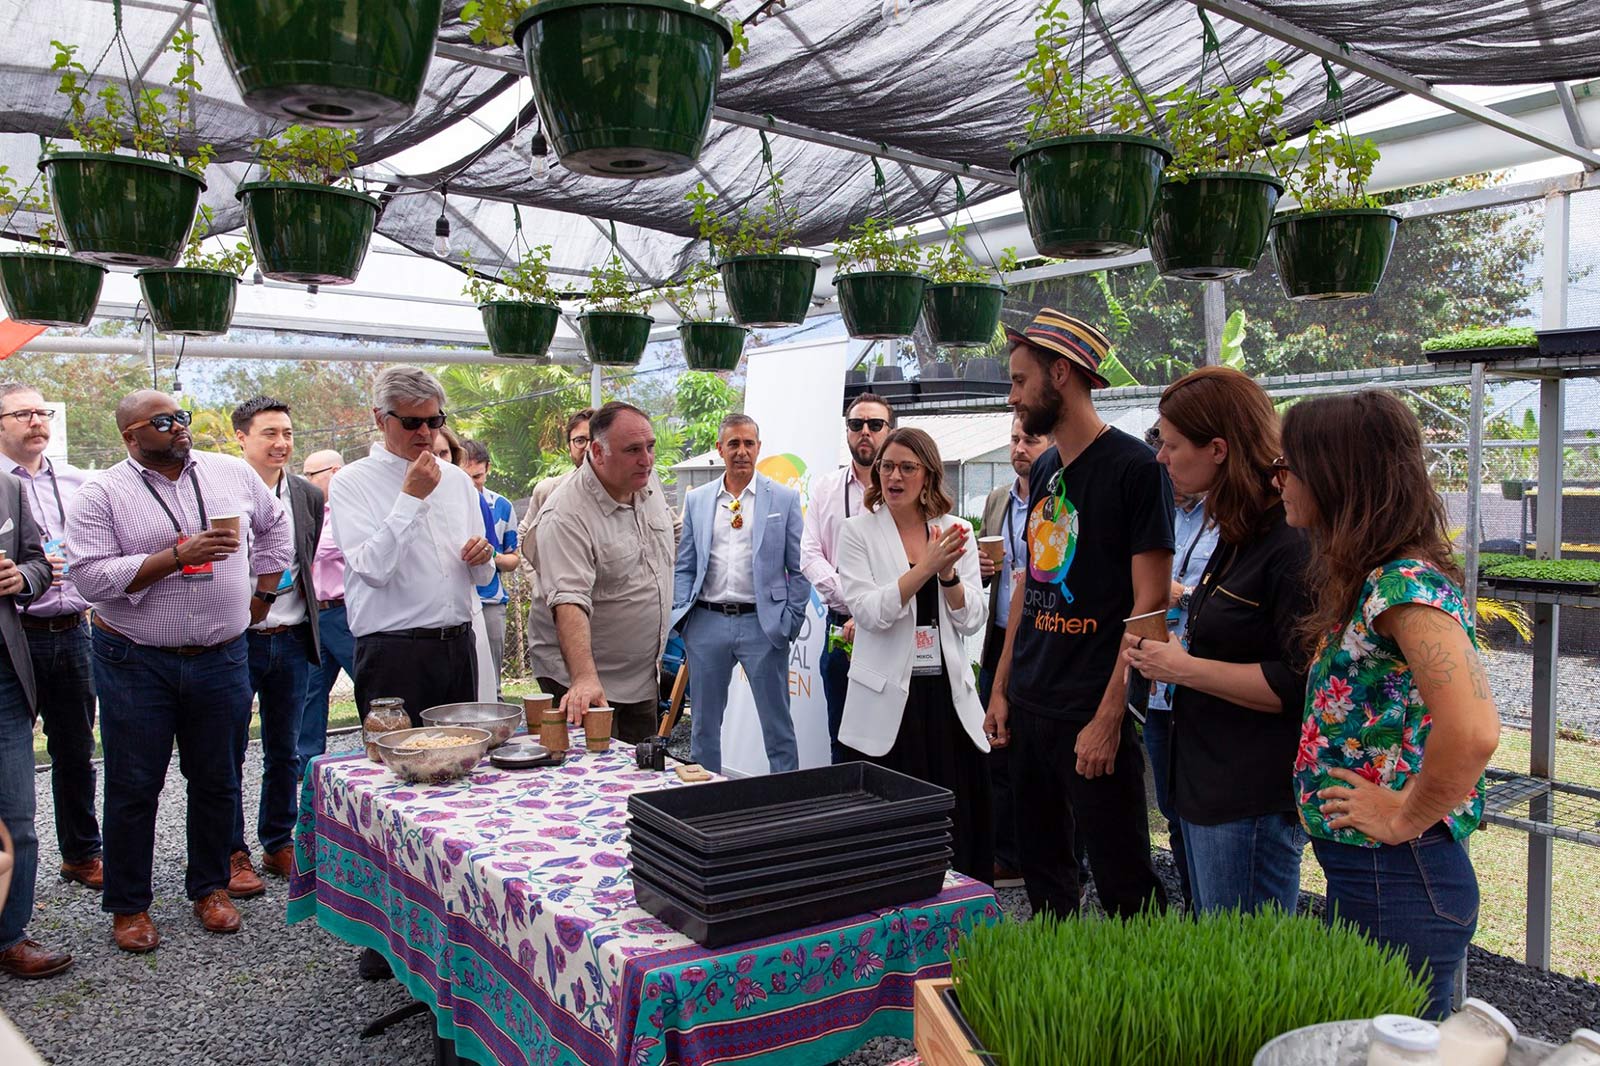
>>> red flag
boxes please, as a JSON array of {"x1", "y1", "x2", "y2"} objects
[{"x1": 0, "y1": 320, "x2": 46, "y2": 359}]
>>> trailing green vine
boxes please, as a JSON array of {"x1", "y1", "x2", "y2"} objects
[
  {"x1": 49, "y1": 30, "x2": 214, "y2": 172},
  {"x1": 179, "y1": 205, "x2": 254, "y2": 276},
  {"x1": 582, "y1": 253, "x2": 652, "y2": 314},
  {"x1": 463, "y1": 244, "x2": 558, "y2": 305},
  {"x1": 461, "y1": 0, "x2": 749, "y2": 65}
]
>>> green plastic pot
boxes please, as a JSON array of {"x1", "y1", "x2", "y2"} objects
[
  {"x1": 834, "y1": 271, "x2": 929, "y2": 340},
  {"x1": 136, "y1": 268, "x2": 241, "y2": 336},
  {"x1": 480, "y1": 301, "x2": 561, "y2": 359},
  {"x1": 205, "y1": 0, "x2": 444, "y2": 126},
  {"x1": 1270, "y1": 209, "x2": 1402, "y2": 301},
  {"x1": 1149, "y1": 171, "x2": 1284, "y2": 281},
  {"x1": 679, "y1": 320, "x2": 748, "y2": 370},
  {"x1": 0, "y1": 253, "x2": 107, "y2": 328},
  {"x1": 579, "y1": 311, "x2": 654, "y2": 365},
  {"x1": 1010, "y1": 135, "x2": 1171, "y2": 258},
  {"x1": 923, "y1": 282, "x2": 1006, "y2": 347},
  {"x1": 515, "y1": 0, "x2": 733, "y2": 178},
  {"x1": 237, "y1": 181, "x2": 380, "y2": 285},
  {"x1": 40, "y1": 152, "x2": 204, "y2": 268},
  {"x1": 717, "y1": 254, "x2": 818, "y2": 326}
]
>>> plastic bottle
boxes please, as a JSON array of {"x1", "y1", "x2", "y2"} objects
[
  {"x1": 1436, "y1": 998, "x2": 1518, "y2": 1066},
  {"x1": 1541, "y1": 1029, "x2": 1600, "y2": 1066},
  {"x1": 1367, "y1": 1014, "x2": 1441, "y2": 1066}
]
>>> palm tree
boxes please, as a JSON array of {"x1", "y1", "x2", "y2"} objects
[{"x1": 435, "y1": 364, "x2": 588, "y2": 499}]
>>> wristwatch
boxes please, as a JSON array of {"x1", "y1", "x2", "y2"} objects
[
  {"x1": 1178, "y1": 587, "x2": 1193, "y2": 611},
  {"x1": 253, "y1": 589, "x2": 279, "y2": 605}
]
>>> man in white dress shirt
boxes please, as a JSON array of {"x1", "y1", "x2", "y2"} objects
[
  {"x1": 799, "y1": 392, "x2": 894, "y2": 762},
  {"x1": 329, "y1": 366, "x2": 494, "y2": 728}
]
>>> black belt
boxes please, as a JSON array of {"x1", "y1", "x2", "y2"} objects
[
  {"x1": 697, "y1": 600, "x2": 757, "y2": 616},
  {"x1": 21, "y1": 612, "x2": 87, "y2": 633},
  {"x1": 376, "y1": 622, "x2": 472, "y2": 640},
  {"x1": 91, "y1": 614, "x2": 240, "y2": 657}
]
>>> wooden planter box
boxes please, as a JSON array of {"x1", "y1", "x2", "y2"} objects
[{"x1": 913, "y1": 979, "x2": 987, "y2": 1066}]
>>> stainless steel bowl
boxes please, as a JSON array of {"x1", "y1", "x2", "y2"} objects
[
  {"x1": 420, "y1": 702, "x2": 522, "y2": 748},
  {"x1": 374, "y1": 726, "x2": 493, "y2": 785}
]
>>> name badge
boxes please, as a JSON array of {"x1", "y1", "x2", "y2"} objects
[
  {"x1": 275, "y1": 567, "x2": 296, "y2": 594},
  {"x1": 44, "y1": 535, "x2": 69, "y2": 578},
  {"x1": 176, "y1": 534, "x2": 214, "y2": 582},
  {"x1": 912, "y1": 624, "x2": 941, "y2": 676}
]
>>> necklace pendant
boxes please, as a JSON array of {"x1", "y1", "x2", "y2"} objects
[{"x1": 731, "y1": 514, "x2": 744, "y2": 529}]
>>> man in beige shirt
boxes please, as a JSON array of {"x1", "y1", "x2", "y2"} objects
[{"x1": 533, "y1": 401, "x2": 677, "y2": 743}]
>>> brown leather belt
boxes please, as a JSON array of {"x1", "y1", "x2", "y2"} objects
[
  {"x1": 20, "y1": 612, "x2": 87, "y2": 633},
  {"x1": 90, "y1": 614, "x2": 240, "y2": 657},
  {"x1": 253, "y1": 624, "x2": 296, "y2": 636},
  {"x1": 317, "y1": 597, "x2": 344, "y2": 611}
]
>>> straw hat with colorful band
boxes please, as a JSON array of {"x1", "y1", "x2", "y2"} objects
[{"x1": 1004, "y1": 309, "x2": 1113, "y2": 389}]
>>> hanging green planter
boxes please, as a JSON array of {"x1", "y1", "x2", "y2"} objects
[
  {"x1": 679, "y1": 320, "x2": 748, "y2": 370},
  {"x1": 514, "y1": 0, "x2": 733, "y2": 178},
  {"x1": 237, "y1": 181, "x2": 380, "y2": 285},
  {"x1": 480, "y1": 301, "x2": 562, "y2": 359},
  {"x1": 1010, "y1": 135, "x2": 1171, "y2": 258},
  {"x1": 1149, "y1": 172, "x2": 1284, "y2": 281},
  {"x1": 835, "y1": 271, "x2": 928, "y2": 340},
  {"x1": 205, "y1": 0, "x2": 445, "y2": 126},
  {"x1": 0, "y1": 253, "x2": 107, "y2": 328},
  {"x1": 717, "y1": 254, "x2": 817, "y2": 327},
  {"x1": 923, "y1": 282, "x2": 1006, "y2": 347},
  {"x1": 39, "y1": 152, "x2": 204, "y2": 268},
  {"x1": 1270, "y1": 209, "x2": 1402, "y2": 301},
  {"x1": 579, "y1": 311, "x2": 654, "y2": 366},
  {"x1": 136, "y1": 267, "x2": 241, "y2": 336}
]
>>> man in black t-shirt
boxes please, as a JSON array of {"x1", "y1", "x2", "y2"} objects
[{"x1": 984, "y1": 309, "x2": 1174, "y2": 918}]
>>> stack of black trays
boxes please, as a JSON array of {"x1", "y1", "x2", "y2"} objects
[{"x1": 627, "y1": 762, "x2": 955, "y2": 948}]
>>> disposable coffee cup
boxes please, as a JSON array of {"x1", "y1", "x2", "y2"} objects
[
  {"x1": 209, "y1": 513, "x2": 242, "y2": 536},
  {"x1": 522, "y1": 690, "x2": 554, "y2": 732},
  {"x1": 1123, "y1": 608, "x2": 1169, "y2": 644},
  {"x1": 583, "y1": 706, "x2": 614, "y2": 753},
  {"x1": 978, "y1": 536, "x2": 1005, "y2": 566}
]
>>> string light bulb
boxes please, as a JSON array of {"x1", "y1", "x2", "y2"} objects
[
  {"x1": 251, "y1": 268, "x2": 263, "y2": 286},
  {"x1": 530, "y1": 128, "x2": 549, "y2": 178},
  {"x1": 433, "y1": 187, "x2": 452, "y2": 257}
]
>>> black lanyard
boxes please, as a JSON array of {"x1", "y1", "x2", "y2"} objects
[
  {"x1": 139, "y1": 465, "x2": 209, "y2": 537},
  {"x1": 843, "y1": 468, "x2": 854, "y2": 519},
  {"x1": 1175, "y1": 511, "x2": 1208, "y2": 585},
  {"x1": 26, "y1": 458, "x2": 66, "y2": 529},
  {"x1": 1003, "y1": 488, "x2": 1025, "y2": 569}
]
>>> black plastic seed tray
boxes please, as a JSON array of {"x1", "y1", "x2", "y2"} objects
[
  {"x1": 631, "y1": 846, "x2": 953, "y2": 915},
  {"x1": 1423, "y1": 345, "x2": 1537, "y2": 364},
  {"x1": 1537, "y1": 326, "x2": 1600, "y2": 358},
  {"x1": 628, "y1": 816, "x2": 952, "y2": 877},
  {"x1": 630, "y1": 831, "x2": 952, "y2": 898},
  {"x1": 627, "y1": 762, "x2": 953, "y2": 853},
  {"x1": 631, "y1": 860, "x2": 950, "y2": 948}
]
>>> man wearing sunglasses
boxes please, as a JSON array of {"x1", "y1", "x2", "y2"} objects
[
  {"x1": 800, "y1": 392, "x2": 895, "y2": 762},
  {"x1": 66, "y1": 390, "x2": 293, "y2": 953}
]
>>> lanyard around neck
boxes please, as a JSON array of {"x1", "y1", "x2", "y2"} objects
[
  {"x1": 29, "y1": 458, "x2": 66, "y2": 529},
  {"x1": 139, "y1": 465, "x2": 209, "y2": 537}
]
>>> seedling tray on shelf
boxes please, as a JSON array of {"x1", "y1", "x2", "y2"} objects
[
  {"x1": 628, "y1": 817, "x2": 952, "y2": 876},
  {"x1": 630, "y1": 835, "x2": 953, "y2": 900},
  {"x1": 631, "y1": 860, "x2": 950, "y2": 948},
  {"x1": 1536, "y1": 326, "x2": 1600, "y2": 358},
  {"x1": 627, "y1": 762, "x2": 953, "y2": 852},
  {"x1": 1422, "y1": 345, "x2": 1536, "y2": 364},
  {"x1": 1480, "y1": 574, "x2": 1600, "y2": 596}
]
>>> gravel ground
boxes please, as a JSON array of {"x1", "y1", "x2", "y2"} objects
[{"x1": 2, "y1": 726, "x2": 1595, "y2": 1066}]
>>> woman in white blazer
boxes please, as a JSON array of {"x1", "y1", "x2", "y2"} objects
[{"x1": 837, "y1": 428, "x2": 993, "y2": 880}]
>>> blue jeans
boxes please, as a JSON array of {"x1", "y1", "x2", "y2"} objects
[
  {"x1": 1140, "y1": 707, "x2": 1191, "y2": 908},
  {"x1": 235, "y1": 627, "x2": 310, "y2": 856},
  {"x1": 92, "y1": 627, "x2": 252, "y2": 913},
  {"x1": 299, "y1": 602, "x2": 355, "y2": 763},
  {"x1": 26, "y1": 621, "x2": 102, "y2": 863},
  {"x1": 820, "y1": 618, "x2": 850, "y2": 765},
  {"x1": 1312, "y1": 826, "x2": 1479, "y2": 1020},
  {"x1": 0, "y1": 641, "x2": 38, "y2": 950},
  {"x1": 1181, "y1": 812, "x2": 1306, "y2": 915},
  {"x1": 682, "y1": 607, "x2": 797, "y2": 775}
]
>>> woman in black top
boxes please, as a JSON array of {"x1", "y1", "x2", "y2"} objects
[{"x1": 1123, "y1": 367, "x2": 1311, "y2": 914}]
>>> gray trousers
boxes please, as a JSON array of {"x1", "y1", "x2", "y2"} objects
[
  {"x1": 682, "y1": 606, "x2": 797, "y2": 775},
  {"x1": 481, "y1": 601, "x2": 506, "y2": 701}
]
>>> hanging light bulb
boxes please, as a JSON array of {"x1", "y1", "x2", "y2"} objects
[
  {"x1": 530, "y1": 128, "x2": 550, "y2": 179},
  {"x1": 879, "y1": 0, "x2": 910, "y2": 25},
  {"x1": 433, "y1": 186, "x2": 452, "y2": 258},
  {"x1": 304, "y1": 283, "x2": 320, "y2": 311},
  {"x1": 251, "y1": 268, "x2": 264, "y2": 286}
]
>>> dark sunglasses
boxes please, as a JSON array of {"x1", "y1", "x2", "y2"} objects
[
  {"x1": 846, "y1": 417, "x2": 889, "y2": 433},
  {"x1": 1270, "y1": 456, "x2": 1293, "y2": 482},
  {"x1": 385, "y1": 410, "x2": 447, "y2": 431},
  {"x1": 303, "y1": 466, "x2": 337, "y2": 478},
  {"x1": 125, "y1": 410, "x2": 193, "y2": 434}
]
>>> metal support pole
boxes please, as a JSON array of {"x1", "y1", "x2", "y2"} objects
[
  {"x1": 1455, "y1": 358, "x2": 1486, "y2": 1007},
  {"x1": 143, "y1": 318, "x2": 157, "y2": 388},
  {"x1": 1202, "y1": 283, "x2": 1226, "y2": 366},
  {"x1": 590, "y1": 364, "x2": 602, "y2": 408}
]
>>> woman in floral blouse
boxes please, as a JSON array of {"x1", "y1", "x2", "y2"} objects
[{"x1": 1278, "y1": 391, "x2": 1500, "y2": 1020}]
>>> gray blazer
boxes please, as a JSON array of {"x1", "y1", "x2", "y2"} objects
[
  {"x1": 1, "y1": 469, "x2": 53, "y2": 714},
  {"x1": 285, "y1": 473, "x2": 325, "y2": 664}
]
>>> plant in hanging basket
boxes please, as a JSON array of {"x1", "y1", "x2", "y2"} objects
[
  {"x1": 40, "y1": 31, "x2": 214, "y2": 267},
  {"x1": 464, "y1": 244, "x2": 563, "y2": 360},
  {"x1": 1009, "y1": 0, "x2": 1170, "y2": 258},
  {"x1": 493, "y1": 0, "x2": 749, "y2": 178},
  {"x1": 207, "y1": 0, "x2": 445, "y2": 127},
  {"x1": 135, "y1": 205, "x2": 251, "y2": 337},
  {"x1": 579, "y1": 253, "x2": 655, "y2": 366},
  {"x1": 0, "y1": 169, "x2": 107, "y2": 329},
  {"x1": 833, "y1": 216, "x2": 929, "y2": 341},
  {"x1": 1272, "y1": 122, "x2": 1401, "y2": 301},
  {"x1": 237, "y1": 126, "x2": 380, "y2": 286},
  {"x1": 920, "y1": 230, "x2": 1016, "y2": 348},
  {"x1": 688, "y1": 177, "x2": 819, "y2": 328},
  {"x1": 1148, "y1": 64, "x2": 1293, "y2": 281},
  {"x1": 666, "y1": 261, "x2": 748, "y2": 371}
]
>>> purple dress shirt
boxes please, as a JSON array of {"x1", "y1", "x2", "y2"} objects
[
  {"x1": 11, "y1": 457, "x2": 91, "y2": 617},
  {"x1": 310, "y1": 503, "x2": 346, "y2": 603},
  {"x1": 66, "y1": 451, "x2": 293, "y2": 647}
]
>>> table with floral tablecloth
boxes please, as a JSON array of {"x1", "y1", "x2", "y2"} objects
[{"x1": 287, "y1": 739, "x2": 1000, "y2": 1066}]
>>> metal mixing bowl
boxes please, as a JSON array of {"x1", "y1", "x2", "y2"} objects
[
  {"x1": 420, "y1": 702, "x2": 522, "y2": 748},
  {"x1": 374, "y1": 726, "x2": 494, "y2": 785}
]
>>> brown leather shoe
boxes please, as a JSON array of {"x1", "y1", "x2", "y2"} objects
[
  {"x1": 60, "y1": 857, "x2": 104, "y2": 891},
  {"x1": 193, "y1": 889, "x2": 241, "y2": 934},
  {"x1": 111, "y1": 913, "x2": 159, "y2": 954},
  {"x1": 0, "y1": 939, "x2": 73, "y2": 978},
  {"x1": 227, "y1": 850, "x2": 265, "y2": 899},
  {"x1": 260, "y1": 846, "x2": 295, "y2": 878}
]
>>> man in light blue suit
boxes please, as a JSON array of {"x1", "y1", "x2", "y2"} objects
[{"x1": 672, "y1": 414, "x2": 809, "y2": 774}]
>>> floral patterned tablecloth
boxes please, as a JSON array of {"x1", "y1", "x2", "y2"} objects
[{"x1": 287, "y1": 739, "x2": 1000, "y2": 1066}]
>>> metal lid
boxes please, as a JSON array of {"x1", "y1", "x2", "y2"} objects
[
  {"x1": 1370, "y1": 1015, "x2": 1441, "y2": 1052},
  {"x1": 1461, "y1": 998, "x2": 1519, "y2": 1043}
]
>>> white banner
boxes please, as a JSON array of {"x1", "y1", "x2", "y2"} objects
[{"x1": 719, "y1": 337, "x2": 849, "y2": 777}]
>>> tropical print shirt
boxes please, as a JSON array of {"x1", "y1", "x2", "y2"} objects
[{"x1": 1295, "y1": 559, "x2": 1486, "y2": 847}]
